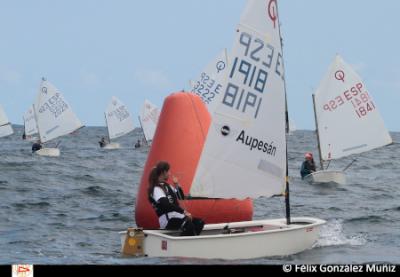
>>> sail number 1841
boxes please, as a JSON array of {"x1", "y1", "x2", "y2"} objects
[
  {"x1": 322, "y1": 82, "x2": 376, "y2": 118},
  {"x1": 351, "y1": 92, "x2": 375, "y2": 118}
]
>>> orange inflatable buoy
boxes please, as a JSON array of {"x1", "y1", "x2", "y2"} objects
[{"x1": 135, "y1": 92, "x2": 253, "y2": 228}]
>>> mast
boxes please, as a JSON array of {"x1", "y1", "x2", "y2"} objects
[
  {"x1": 104, "y1": 113, "x2": 111, "y2": 143},
  {"x1": 279, "y1": 84, "x2": 291, "y2": 225},
  {"x1": 23, "y1": 115, "x2": 26, "y2": 138},
  {"x1": 276, "y1": 0, "x2": 290, "y2": 225},
  {"x1": 138, "y1": 115, "x2": 148, "y2": 144},
  {"x1": 33, "y1": 77, "x2": 47, "y2": 144},
  {"x1": 312, "y1": 94, "x2": 324, "y2": 170},
  {"x1": 32, "y1": 104, "x2": 41, "y2": 143}
]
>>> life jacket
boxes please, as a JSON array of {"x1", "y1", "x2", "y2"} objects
[
  {"x1": 32, "y1": 143, "x2": 42, "y2": 152},
  {"x1": 148, "y1": 182, "x2": 184, "y2": 218}
]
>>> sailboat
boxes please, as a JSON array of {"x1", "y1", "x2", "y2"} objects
[
  {"x1": 304, "y1": 55, "x2": 393, "y2": 185},
  {"x1": 102, "y1": 96, "x2": 135, "y2": 149},
  {"x1": 33, "y1": 78, "x2": 84, "y2": 157},
  {"x1": 23, "y1": 105, "x2": 38, "y2": 141},
  {"x1": 0, "y1": 104, "x2": 13, "y2": 138},
  {"x1": 120, "y1": 0, "x2": 325, "y2": 260},
  {"x1": 138, "y1": 99, "x2": 160, "y2": 145}
]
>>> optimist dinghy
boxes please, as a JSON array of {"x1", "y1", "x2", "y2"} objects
[{"x1": 120, "y1": 0, "x2": 325, "y2": 260}]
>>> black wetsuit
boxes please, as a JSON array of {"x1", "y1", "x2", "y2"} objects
[
  {"x1": 149, "y1": 182, "x2": 204, "y2": 236},
  {"x1": 300, "y1": 159, "x2": 316, "y2": 178},
  {"x1": 32, "y1": 143, "x2": 42, "y2": 153},
  {"x1": 99, "y1": 140, "x2": 106, "y2": 148}
]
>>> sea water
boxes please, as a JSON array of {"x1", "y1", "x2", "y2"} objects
[{"x1": 0, "y1": 126, "x2": 399, "y2": 264}]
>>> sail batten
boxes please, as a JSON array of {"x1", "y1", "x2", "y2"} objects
[
  {"x1": 190, "y1": 0, "x2": 287, "y2": 199},
  {"x1": 314, "y1": 55, "x2": 392, "y2": 161}
]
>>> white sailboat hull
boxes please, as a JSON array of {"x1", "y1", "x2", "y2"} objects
[
  {"x1": 35, "y1": 148, "x2": 60, "y2": 157},
  {"x1": 103, "y1": 143, "x2": 120, "y2": 150},
  {"x1": 304, "y1": 170, "x2": 346, "y2": 185},
  {"x1": 120, "y1": 217, "x2": 325, "y2": 260}
]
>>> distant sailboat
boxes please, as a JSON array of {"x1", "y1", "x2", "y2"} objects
[
  {"x1": 288, "y1": 118, "x2": 297, "y2": 135},
  {"x1": 138, "y1": 99, "x2": 160, "y2": 145},
  {"x1": 102, "y1": 96, "x2": 135, "y2": 149},
  {"x1": 305, "y1": 55, "x2": 392, "y2": 185},
  {"x1": 23, "y1": 105, "x2": 38, "y2": 141},
  {"x1": 191, "y1": 49, "x2": 229, "y2": 115},
  {"x1": 0, "y1": 104, "x2": 13, "y2": 138},
  {"x1": 33, "y1": 78, "x2": 84, "y2": 157}
]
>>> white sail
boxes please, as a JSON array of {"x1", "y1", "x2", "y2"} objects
[
  {"x1": 191, "y1": 49, "x2": 230, "y2": 114},
  {"x1": 289, "y1": 118, "x2": 296, "y2": 134},
  {"x1": 105, "y1": 96, "x2": 135, "y2": 140},
  {"x1": 34, "y1": 79, "x2": 84, "y2": 143},
  {"x1": 190, "y1": 0, "x2": 287, "y2": 199},
  {"x1": 314, "y1": 55, "x2": 392, "y2": 161},
  {"x1": 0, "y1": 104, "x2": 13, "y2": 138},
  {"x1": 139, "y1": 99, "x2": 159, "y2": 143},
  {"x1": 23, "y1": 105, "x2": 38, "y2": 136}
]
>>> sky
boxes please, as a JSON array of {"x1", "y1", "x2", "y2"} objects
[{"x1": 0, "y1": 0, "x2": 399, "y2": 130}]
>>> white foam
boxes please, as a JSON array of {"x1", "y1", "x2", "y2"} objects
[{"x1": 314, "y1": 219, "x2": 367, "y2": 247}]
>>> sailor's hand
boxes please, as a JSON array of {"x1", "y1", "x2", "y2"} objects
[{"x1": 184, "y1": 210, "x2": 192, "y2": 220}]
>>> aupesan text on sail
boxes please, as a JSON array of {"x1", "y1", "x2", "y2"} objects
[{"x1": 236, "y1": 130, "x2": 276, "y2": 156}]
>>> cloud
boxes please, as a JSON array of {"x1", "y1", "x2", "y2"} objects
[
  {"x1": 0, "y1": 66, "x2": 21, "y2": 84},
  {"x1": 133, "y1": 68, "x2": 172, "y2": 89}
]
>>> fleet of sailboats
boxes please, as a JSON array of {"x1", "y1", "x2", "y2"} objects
[
  {"x1": 304, "y1": 55, "x2": 393, "y2": 185},
  {"x1": 3, "y1": 91, "x2": 152, "y2": 153},
  {"x1": 102, "y1": 96, "x2": 135, "y2": 149},
  {"x1": 0, "y1": 0, "x2": 396, "y2": 262}
]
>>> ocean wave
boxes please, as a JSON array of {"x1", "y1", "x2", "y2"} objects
[
  {"x1": 12, "y1": 201, "x2": 51, "y2": 209},
  {"x1": 314, "y1": 219, "x2": 367, "y2": 247},
  {"x1": 328, "y1": 207, "x2": 343, "y2": 212},
  {"x1": 81, "y1": 185, "x2": 106, "y2": 196},
  {"x1": 79, "y1": 213, "x2": 131, "y2": 222},
  {"x1": 383, "y1": 206, "x2": 400, "y2": 212},
  {"x1": 0, "y1": 180, "x2": 8, "y2": 189},
  {"x1": 345, "y1": 215, "x2": 385, "y2": 223}
]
